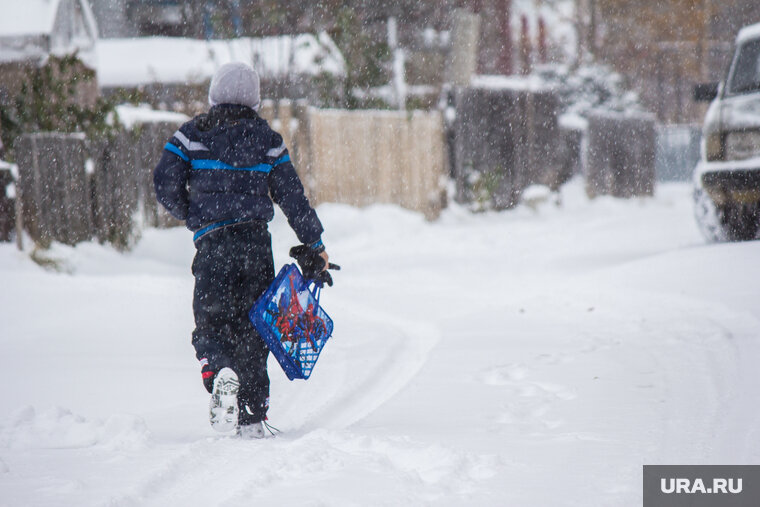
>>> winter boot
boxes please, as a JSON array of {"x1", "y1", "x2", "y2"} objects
[
  {"x1": 237, "y1": 421, "x2": 266, "y2": 439},
  {"x1": 209, "y1": 367, "x2": 240, "y2": 432}
]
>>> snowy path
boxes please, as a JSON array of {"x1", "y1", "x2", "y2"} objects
[{"x1": 2, "y1": 181, "x2": 760, "y2": 506}]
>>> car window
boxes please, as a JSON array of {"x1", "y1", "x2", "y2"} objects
[{"x1": 728, "y1": 39, "x2": 760, "y2": 95}]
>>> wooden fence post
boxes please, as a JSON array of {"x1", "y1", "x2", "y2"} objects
[
  {"x1": 446, "y1": 9, "x2": 481, "y2": 87},
  {"x1": 292, "y1": 101, "x2": 314, "y2": 201}
]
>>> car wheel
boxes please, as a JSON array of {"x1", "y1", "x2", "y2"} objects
[
  {"x1": 722, "y1": 202, "x2": 760, "y2": 241},
  {"x1": 693, "y1": 186, "x2": 727, "y2": 242}
]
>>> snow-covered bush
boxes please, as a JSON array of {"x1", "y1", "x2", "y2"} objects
[{"x1": 534, "y1": 63, "x2": 646, "y2": 119}]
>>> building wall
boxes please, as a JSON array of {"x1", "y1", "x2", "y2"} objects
[
  {"x1": 88, "y1": 0, "x2": 136, "y2": 38},
  {"x1": 593, "y1": 0, "x2": 760, "y2": 124}
]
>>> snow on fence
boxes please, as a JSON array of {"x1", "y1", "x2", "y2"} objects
[
  {"x1": 13, "y1": 103, "x2": 448, "y2": 248},
  {"x1": 450, "y1": 84, "x2": 563, "y2": 209},
  {"x1": 585, "y1": 112, "x2": 656, "y2": 198}
]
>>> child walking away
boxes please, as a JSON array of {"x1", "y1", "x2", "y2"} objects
[{"x1": 153, "y1": 62, "x2": 337, "y2": 438}]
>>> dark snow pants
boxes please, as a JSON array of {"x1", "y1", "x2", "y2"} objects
[{"x1": 191, "y1": 221, "x2": 274, "y2": 424}]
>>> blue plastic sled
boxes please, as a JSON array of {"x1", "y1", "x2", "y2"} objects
[{"x1": 249, "y1": 264, "x2": 334, "y2": 380}]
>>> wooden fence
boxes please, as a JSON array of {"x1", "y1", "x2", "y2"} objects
[
  {"x1": 450, "y1": 86, "x2": 563, "y2": 209},
  {"x1": 13, "y1": 103, "x2": 447, "y2": 248},
  {"x1": 89, "y1": 122, "x2": 181, "y2": 248},
  {"x1": 15, "y1": 123, "x2": 181, "y2": 248},
  {"x1": 15, "y1": 133, "x2": 93, "y2": 246},
  {"x1": 258, "y1": 102, "x2": 447, "y2": 219},
  {"x1": 304, "y1": 109, "x2": 445, "y2": 218}
]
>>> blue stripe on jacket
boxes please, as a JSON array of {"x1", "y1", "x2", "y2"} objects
[
  {"x1": 193, "y1": 218, "x2": 246, "y2": 242},
  {"x1": 190, "y1": 154, "x2": 290, "y2": 173},
  {"x1": 164, "y1": 143, "x2": 189, "y2": 161},
  {"x1": 191, "y1": 159, "x2": 271, "y2": 172}
]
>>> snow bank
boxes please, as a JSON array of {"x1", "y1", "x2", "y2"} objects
[
  {"x1": 0, "y1": 406, "x2": 150, "y2": 451},
  {"x1": 2, "y1": 180, "x2": 760, "y2": 505}
]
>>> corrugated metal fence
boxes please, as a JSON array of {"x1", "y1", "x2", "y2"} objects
[{"x1": 585, "y1": 111, "x2": 657, "y2": 198}]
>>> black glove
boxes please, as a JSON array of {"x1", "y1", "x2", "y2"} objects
[
  {"x1": 289, "y1": 245, "x2": 341, "y2": 286},
  {"x1": 201, "y1": 359, "x2": 215, "y2": 393}
]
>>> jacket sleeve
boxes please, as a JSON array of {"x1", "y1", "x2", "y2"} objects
[
  {"x1": 153, "y1": 139, "x2": 191, "y2": 221},
  {"x1": 266, "y1": 135, "x2": 324, "y2": 246}
]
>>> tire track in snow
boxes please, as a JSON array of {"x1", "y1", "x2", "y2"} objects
[{"x1": 286, "y1": 297, "x2": 441, "y2": 430}]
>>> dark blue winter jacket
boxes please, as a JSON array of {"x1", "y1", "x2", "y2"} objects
[{"x1": 154, "y1": 104, "x2": 323, "y2": 246}]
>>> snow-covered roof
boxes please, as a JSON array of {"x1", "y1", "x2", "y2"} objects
[
  {"x1": 737, "y1": 22, "x2": 760, "y2": 45},
  {"x1": 0, "y1": 0, "x2": 61, "y2": 37},
  {"x1": 471, "y1": 74, "x2": 552, "y2": 92},
  {"x1": 113, "y1": 104, "x2": 189, "y2": 130},
  {"x1": 0, "y1": 0, "x2": 96, "y2": 38},
  {"x1": 96, "y1": 33, "x2": 346, "y2": 88},
  {"x1": 0, "y1": 0, "x2": 98, "y2": 66}
]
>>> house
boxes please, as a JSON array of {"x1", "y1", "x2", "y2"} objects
[
  {"x1": 89, "y1": 0, "x2": 245, "y2": 39},
  {"x1": 96, "y1": 33, "x2": 347, "y2": 111},
  {"x1": 0, "y1": 0, "x2": 99, "y2": 106},
  {"x1": 87, "y1": 0, "x2": 136, "y2": 38},
  {"x1": 0, "y1": 0, "x2": 98, "y2": 66}
]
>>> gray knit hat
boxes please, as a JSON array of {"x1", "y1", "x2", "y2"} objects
[{"x1": 208, "y1": 62, "x2": 261, "y2": 110}]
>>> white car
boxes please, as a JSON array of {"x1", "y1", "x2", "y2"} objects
[{"x1": 694, "y1": 22, "x2": 760, "y2": 241}]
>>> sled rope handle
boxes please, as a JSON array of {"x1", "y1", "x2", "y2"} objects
[{"x1": 263, "y1": 420, "x2": 281, "y2": 436}]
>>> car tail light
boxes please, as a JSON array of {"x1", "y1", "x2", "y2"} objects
[{"x1": 705, "y1": 132, "x2": 725, "y2": 161}]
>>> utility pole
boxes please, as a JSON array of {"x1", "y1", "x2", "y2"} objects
[
  {"x1": 446, "y1": 9, "x2": 481, "y2": 87},
  {"x1": 587, "y1": 0, "x2": 597, "y2": 60},
  {"x1": 388, "y1": 17, "x2": 407, "y2": 110},
  {"x1": 497, "y1": 0, "x2": 513, "y2": 75}
]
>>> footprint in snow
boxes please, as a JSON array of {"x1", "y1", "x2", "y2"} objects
[{"x1": 481, "y1": 364, "x2": 577, "y2": 430}]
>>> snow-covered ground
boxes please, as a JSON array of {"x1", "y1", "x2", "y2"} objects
[{"x1": 1, "y1": 180, "x2": 759, "y2": 506}]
